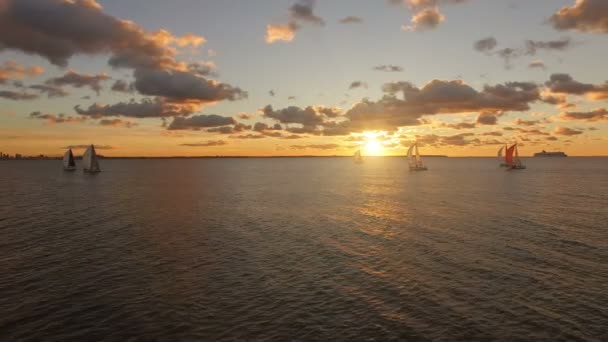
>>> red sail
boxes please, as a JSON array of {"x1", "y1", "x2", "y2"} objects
[{"x1": 505, "y1": 144, "x2": 516, "y2": 165}]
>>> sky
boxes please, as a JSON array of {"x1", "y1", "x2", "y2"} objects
[{"x1": 0, "y1": 0, "x2": 607, "y2": 157}]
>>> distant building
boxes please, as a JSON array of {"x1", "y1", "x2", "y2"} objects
[{"x1": 15, "y1": 153, "x2": 22, "y2": 159}]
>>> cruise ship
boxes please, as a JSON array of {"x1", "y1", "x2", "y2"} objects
[{"x1": 533, "y1": 150, "x2": 567, "y2": 157}]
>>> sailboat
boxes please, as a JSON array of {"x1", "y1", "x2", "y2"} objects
[
  {"x1": 353, "y1": 149, "x2": 364, "y2": 164},
  {"x1": 82, "y1": 144, "x2": 101, "y2": 173},
  {"x1": 497, "y1": 144, "x2": 509, "y2": 167},
  {"x1": 407, "y1": 143, "x2": 427, "y2": 171},
  {"x1": 505, "y1": 143, "x2": 526, "y2": 170},
  {"x1": 62, "y1": 148, "x2": 76, "y2": 171}
]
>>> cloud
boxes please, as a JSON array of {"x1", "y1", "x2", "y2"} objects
[
  {"x1": 269, "y1": 90, "x2": 276, "y2": 96},
  {"x1": 46, "y1": 70, "x2": 109, "y2": 94},
  {"x1": 373, "y1": 65, "x2": 404, "y2": 72},
  {"x1": 265, "y1": 0, "x2": 324, "y2": 43},
  {"x1": 262, "y1": 104, "x2": 326, "y2": 126},
  {"x1": 238, "y1": 112, "x2": 255, "y2": 119},
  {"x1": 0, "y1": 60, "x2": 44, "y2": 83},
  {"x1": 289, "y1": 0, "x2": 324, "y2": 25},
  {"x1": 98, "y1": 118, "x2": 137, "y2": 128},
  {"x1": 414, "y1": 132, "x2": 478, "y2": 147},
  {"x1": 339, "y1": 16, "x2": 363, "y2": 24},
  {"x1": 550, "y1": 0, "x2": 608, "y2": 33},
  {"x1": 343, "y1": 79, "x2": 539, "y2": 132},
  {"x1": 0, "y1": 90, "x2": 38, "y2": 100},
  {"x1": 545, "y1": 73, "x2": 608, "y2": 99},
  {"x1": 349, "y1": 81, "x2": 368, "y2": 89},
  {"x1": 528, "y1": 60, "x2": 546, "y2": 69},
  {"x1": 290, "y1": 143, "x2": 340, "y2": 150},
  {"x1": 402, "y1": 7, "x2": 445, "y2": 31},
  {"x1": 554, "y1": 126, "x2": 583, "y2": 135},
  {"x1": 179, "y1": 140, "x2": 227, "y2": 147},
  {"x1": 265, "y1": 23, "x2": 298, "y2": 43},
  {"x1": 230, "y1": 134, "x2": 266, "y2": 139},
  {"x1": 476, "y1": 112, "x2": 498, "y2": 125},
  {"x1": 29, "y1": 84, "x2": 69, "y2": 98},
  {"x1": 441, "y1": 122, "x2": 476, "y2": 129},
  {"x1": 0, "y1": 0, "x2": 244, "y2": 106},
  {"x1": 111, "y1": 79, "x2": 133, "y2": 93},
  {"x1": 168, "y1": 114, "x2": 237, "y2": 130},
  {"x1": 207, "y1": 123, "x2": 251, "y2": 134},
  {"x1": 525, "y1": 38, "x2": 572, "y2": 54},
  {"x1": 29, "y1": 111, "x2": 86, "y2": 124},
  {"x1": 514, "y1": 118, "x2": 540, "y2": 126},
  {"x1": 474, "y1": 37, "x2": 497, "y2": 53},
  {"x1": 559, "y1": 108, "x2": 607, "y2": 121},
  {"x1": 64, "y1": 144, "x2": 114, "y2": 150},
  {"x1": 133, "y1": 68, "x2": 247, "y2": 103},
  {"x1": 397, "y1": 0, "x2": 469, "y2": 31},
  {"x1": 75, "y1": 98, "x2": 197, "y2": 118}
]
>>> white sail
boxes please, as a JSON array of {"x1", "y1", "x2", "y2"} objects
[
  {"x1": 83, "y1": 145, "x2": 100, "y2": 172},
  {"x1": 408, "y1": 143, "x2": 427, "y2": 170},
  {"x1": 406, "y1": 144, "x2": 414, "y2": 161},
  {"x1": 354, "y1": 149, "x2": 363, "y2": 163},
  {"x1": 63, "y1": 149, "x2": 75, "y2": 170}
]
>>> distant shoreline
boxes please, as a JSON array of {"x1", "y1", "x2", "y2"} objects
[{"x1": 2, "y1": 155, "x2": 607, "y2": 160}]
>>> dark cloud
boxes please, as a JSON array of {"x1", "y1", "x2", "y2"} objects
[
  {"x1": 289, "y1": 0, "x2": 324, "y2": 25},
  {"x1": 349, "y1": 81, "x2": 368, "y2": 90},
  {"x1": 545, "y1": 73, "x2": 608, "y2": 99},
  {"x1": 206, "y1": 123, "x2": 251, "y2": 134},
  {"x1": 133, "y1": 68, "x2": 247, "y2": 103},
  {"x1": 238, "y1": 112, "x2": 255, "y2": 120},
  {"x1": 339, "y1": 16, "x2": 363, "y2": 24},
  {"x1": 559, "y1": 108, "x2": 607, "y2": 121},
  {"x1": 482, "y1": 131, "x2": 503, "y2": 136},
  {"x1": 75, "y1": 98, "x2": 197, "y2": 118},
  {"x1": 476, "y1": 112, "x2": 498, "y2": 125},
  {"x1": 442, "y1": 122, "x2": 476, "y2": 129},
  {"x1": 230, "y1": 134, "x2": 266, "y2": 139},
  {"x1": 168, "y1": 114, "x2": 237, "y2": 130},
  {"x1": 550, "y1": 0, "x2": 608, "y2": 33},
  {"x1": 373, "y1": 65, "x2": 404, "y2": 72},
  {"x1": 344, "y1": 79, "x2": 539, "y2": 132},
  {"x1": 525, "y1": 38, "x2": 572, "y2": 55},
  {"x1": 528, "y1": 60, "x2": 546, "y2": 69},
  {"x1": 474, "y1": 37, "x2": 497, "y2": 53},
  {"x1": 29, "y1": 111, "x2": 86, "y2": 124},
  {"x1": 514, "y1": 118, "x2": 540, "y2": 126},
  {"x1": 262, "y1": 105, "x2": 326, "y2": 126},
  {"x1": 290, "y1": 143, "x2": 340, "y2": 150},
  {"x1": 554, "y1": 126, "x2": 583, "y2": 135},
  {"x1": 0, "y1": 60, "x2": 44, "y2": 83},
  {"x1": 29, "y1": 84, "x2": 69, "y2": 98},
  {"x1": 414, "y1": 132, "x2": 477, "y2": 147},
  {"x1": 0, "y1": 90, "x2": 38, "y2": 100},
  {"x1": 180, "y1": 140, "x2": 227, "y2": 147},
  {"x1": 98, "y1": 118, "x2": 137, "y2": 128},
  {"x1": 46, "y1": 71, "x2": 109, "y2": 94},
  {"x1": 266, "y1": 0, "x2": 324, "y2": 43},
  {"x1": 0, "y1": 0, "x2": 244, "y2": 106},
  {"x1": 269, "y1": 90, "x2": 276, "y2": 97},
  {"x1": 111, "y1": 79, "x2": 133, "y2": 93}
]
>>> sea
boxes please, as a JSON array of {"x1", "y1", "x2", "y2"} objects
[{"x1": 1, "y1": 157, "x2": 607, "y2": 341}]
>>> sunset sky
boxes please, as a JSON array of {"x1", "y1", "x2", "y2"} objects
[{"x1": 1, "y1": 0, "x2": 607, "y2": 157}]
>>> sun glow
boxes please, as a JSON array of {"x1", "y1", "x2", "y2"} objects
[{"x1": 364, "y1": 139, "x2": 383, "y2": 155}]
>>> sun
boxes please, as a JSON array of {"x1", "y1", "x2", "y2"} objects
[{"x1": 364, "y1": 139, "x2": 383, "y2": 155}]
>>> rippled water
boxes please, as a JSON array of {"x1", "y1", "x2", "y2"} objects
[{"x1": 1, "y1": 157, "x2": 607, "y2": 341}]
